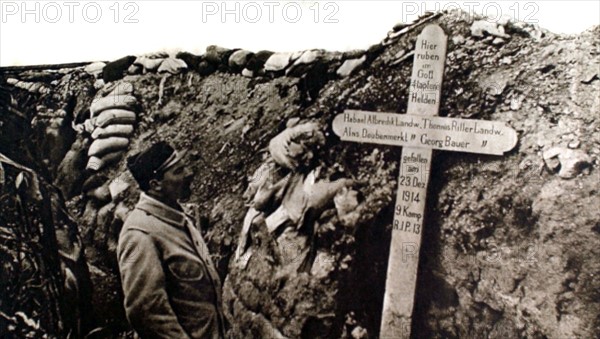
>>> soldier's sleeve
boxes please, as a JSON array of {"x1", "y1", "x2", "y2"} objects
[{"x1": 118, "y1": 230, "x2": 191, "y2": 339}]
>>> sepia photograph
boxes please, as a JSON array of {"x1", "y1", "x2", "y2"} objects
[{"x1": 1, "y1": 1, "x2": 599, "y2": 338}]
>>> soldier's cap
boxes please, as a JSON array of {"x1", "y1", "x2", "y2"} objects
[{"x1": 126, "y1": 141, "x2": 186, "y2": 190}]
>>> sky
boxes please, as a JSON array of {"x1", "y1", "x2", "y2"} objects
[{"x1": 0, "y1": 1, "x2": 598, "y2": 67}]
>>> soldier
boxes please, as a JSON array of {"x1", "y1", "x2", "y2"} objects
[{"x1": 118, "y1": 141, "x2": 225, "y2": 338}]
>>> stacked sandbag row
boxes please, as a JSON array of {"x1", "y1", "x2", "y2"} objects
[
  {"x1": 85, "y1": 82, "x2": 138, "y2": 172},
  {"x1": 177, "y1": 45, "x2": 371, "y2": 79},
  {"x1": 5, "y1": 77, "x2": 51, "y2": 94},
  {"x1": 129, "y1": 52, "x2": 188, "y2": 75}
]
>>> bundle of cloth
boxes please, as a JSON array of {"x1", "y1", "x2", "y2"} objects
[{"x1": 85, "y1": 82, "x2": 138, "y2": 171}]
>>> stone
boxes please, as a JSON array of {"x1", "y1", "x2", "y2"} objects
[
  {"x1": 568, "y1": 140, "x2": 581, "y2": 149},
  {"x1": 84, "y1": 62, "x2": 106, "y2": 77},
  {"x1": 543, "y1": 147, "x2": 592, "y2": 179},
  {"x1": 492, "y1": 38, "x2": 505, "y2": 45},
  {"x1": 470, "y1": 20, "x2": 510, "y2": 39},
  {"x1": 264, "y1": 52, "x2": 293, "y2": 72},
  {"x1": 334, "y1": 187, "x2": 359, "y2": 217},
  {"x1": 109, "y1": 174, "x2": 130, "y2": 200},
  {"x1": 241, "y1": 68, "x2": 254, "y2": 78},
  {"x1": 94, "y1": 79, "x2": 105, "y2": 90},
  {"x1": 127, "y1": 64, "x2": 142, "y2": 75},
  {"x1": 351, "y1": 326, "x2": 368, "y2": 339},
  {"x1": 452, "y1": 35, "x2": 465, "y2": 45},
  {"x1": 336, "y1": 55, "x2": 367, "y2": 78}
]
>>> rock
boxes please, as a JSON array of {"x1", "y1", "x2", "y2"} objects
[
  {"x1": 351, "y1": 326, "x2": 368, "y2": 339},
  {"x1": 108, "y1": 175, "x2": 130, "y2": 200},
  {"x1": 94, "y1": 79, "x2": 105, "y2": 90},
  {"x1": 264, "y1": 52, "x2": 293, "y2": 72},
  {"x1": 580, "y1": 63, "x2": 599, "y2": 84},
  {"x1": 84, "y1": 62, "x2": 106, "y2": 78},
  {"x1": 127, "y1": 64, "x2": 142, "y2": 75},
  {"x1": 470, "y1": 20, "x2": 510, "y2": 39},
  {"x1": 334, "y1": 187, "x2": 361, "y2": 228},
  {"x1": 336, "y1": 55, "x2": 367, "y2": 78},
  {"x1": 492, "y1": 37, "x2": 505, "y2": 45},
  {"x1": 543, "y1": 147, "x2": 592, "y2": 179},
  {"x1": 568, "y1": 140, "x2": 581, "y2": 149},
  {"x1": 334, "y1": 187, "x2": 359, "y2": 217},
  {"x1": 310, "y1": 251, "x2": 336, "y2": 279},
  {"x1": 452, "y1": 35, "x2": 465, "y2": 45},
  {"x1": 228, "y1": 50, "x2": 254, "y2": 72},
  {"x1": 241, "y1": 68, "x2": 254, "y2": 78}
]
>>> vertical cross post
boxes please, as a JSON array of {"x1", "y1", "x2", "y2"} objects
[{"x1": 380, "y1": 25, "x2": 447, "y2": 338}]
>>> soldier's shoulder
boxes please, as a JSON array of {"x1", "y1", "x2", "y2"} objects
[{"x1": 121, "y1": 208, "x2": 162, "y2": 234}]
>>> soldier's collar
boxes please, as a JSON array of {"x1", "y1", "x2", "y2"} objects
[{"x1": 136, "y1": 192, "x2": 192, "y2": 228}]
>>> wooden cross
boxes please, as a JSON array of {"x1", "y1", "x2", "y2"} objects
[{"x1": 332, "y1": 25, "x2": 517, "y2": 338}]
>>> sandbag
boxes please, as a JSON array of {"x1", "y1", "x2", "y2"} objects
[
  {"x1": 95, "y1": 109, "x2": 136, "y2": 128},
  {"x1": 158, "y1": 57, "x2": 188, "y2": 74},
  {"x1": 268, "y1": 122, "x2": 325, "y2": 170},
  {"x1": 133, "y1": 57, "x2": 164, "y2": 72},
  {"x1": 82, "y1": 174, "x2": 108, "y2": 193},
  {"x1": 88, "y1": 137, "x2": 129, "y2": 157},
  {"x1": 92, "y1": 124, "x2": 134, "y2": 139},
  {"x1": 86, "y1": 150, "x2": 125, "y2": 171},
  {"x1": 90, "y1": 94, "x2": 137, "y2": 117},
  {"x1": 103, "y1": 55, "x2": 136, "y2": 83},
  {"x1": 176, "y1": 52, "x2": 202, "y2": 72}
]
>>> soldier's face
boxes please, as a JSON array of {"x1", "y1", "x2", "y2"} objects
[{"x1": 160, "y1": 159, "x2": 194, "y2": 202}]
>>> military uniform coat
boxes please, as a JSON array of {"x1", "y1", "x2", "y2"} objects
[{"x1": 118, "y1": 193, "x2": 225, "y2": 339}]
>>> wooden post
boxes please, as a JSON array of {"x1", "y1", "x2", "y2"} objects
[{"x1": 331, "y1": 24, "x2": 517, "y2": 338}]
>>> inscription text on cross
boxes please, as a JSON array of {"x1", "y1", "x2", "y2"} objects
[{"x1": 332, "y1": 24, "x2": 517, "y2": 338}]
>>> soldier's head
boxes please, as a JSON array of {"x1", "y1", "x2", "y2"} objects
[{"x1": 127, "y1": 141, "x2": 194, "y2": 204}]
